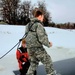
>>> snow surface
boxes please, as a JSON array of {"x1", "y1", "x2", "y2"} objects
[{"x1": 0, "y1": 25, "x2": 75, "y2": 75}]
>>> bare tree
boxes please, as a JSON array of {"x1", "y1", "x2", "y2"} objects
[
  {"x1": 17, "y1": 1, "x2": 31, "y2": 25},
  {"x1": 2, "y1": 0, "x2": 20, "y2": 24},
  {"x1": 0, "y1": 0, "x2": 3, "y2": 21}
]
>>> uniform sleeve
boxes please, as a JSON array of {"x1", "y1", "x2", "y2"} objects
[
  {"x1": 36, "y1": 23, "x2": 50, "y2": 47},
  {"x1": 16, "y1": 50, "x2": 23, "y2": 69},
  {"x1": 16, "y1": 50, "x2": 23, "y2": 63},
  {"x1": 16, "y1": 50, "x2": 21, "y2": 60}
]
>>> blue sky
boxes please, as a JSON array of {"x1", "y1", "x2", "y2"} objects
[{"x1": 21, "y1": 0, "x2": 75, "y2": 23}]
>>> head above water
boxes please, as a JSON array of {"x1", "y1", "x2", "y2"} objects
[{"x1": 32, "y1": 8, "x2": 44, "y2": 22}]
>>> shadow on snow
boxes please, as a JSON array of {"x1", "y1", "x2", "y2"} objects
[{"x1": 13, "y1": 58, "x2": 75, "y2": 75}]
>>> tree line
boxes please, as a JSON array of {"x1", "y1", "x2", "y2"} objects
[
  {"x1": 1, "y1": 0, "x2": 75, "y2": 29},
  {"x1": 49, "y1": 22, "x2": 75, "y2": 29},
  {"x1": 1, "y1": 0, "x2": 51, "y2": 26}
]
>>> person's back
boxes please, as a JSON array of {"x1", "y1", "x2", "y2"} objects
[
  {"x1": 25, "y1": 18, "x2": 46, "y2": 48},
  {"x1": 25, "y1": 8, "x2": 55, "y2": 75}
]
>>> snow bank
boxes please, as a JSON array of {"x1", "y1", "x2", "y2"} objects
[{"x1": 0, "y1": 25, "x2": 75, "y2": 75}]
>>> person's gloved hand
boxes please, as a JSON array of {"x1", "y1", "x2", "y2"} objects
[{"x1": 19, "y1": 39, "x2": 22, "y2": 41}]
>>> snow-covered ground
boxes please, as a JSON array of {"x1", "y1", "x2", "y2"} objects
[{"x1": 0, "y1": 25, "x2": 75, "y2": 75}]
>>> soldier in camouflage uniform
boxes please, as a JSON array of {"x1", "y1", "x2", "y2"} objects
[{"x1": 25, "y1": 8, "x2": 55, "y2": 75}]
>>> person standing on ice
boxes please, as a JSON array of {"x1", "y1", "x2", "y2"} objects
[
  {"x1": 25, "y1": 8, "x2": 55, "y2": 75},
  {"x1": 16, "y1": 39, "x2": 36, "y2": 75}
]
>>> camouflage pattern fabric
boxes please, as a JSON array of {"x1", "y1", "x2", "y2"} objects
[
  {"x1": 25, "y1": 18, "x2": 50, "y2": 48},
  {"x1": 25, "y1": 18, "x2": 54, "y2": 75},
  {"x1": 26, "y1": 47, "x2": 54, "y2": 75}
]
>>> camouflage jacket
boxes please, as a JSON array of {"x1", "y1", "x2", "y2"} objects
[{"x1": 25, "y1": 18, "x2": 50, "y2": 48}]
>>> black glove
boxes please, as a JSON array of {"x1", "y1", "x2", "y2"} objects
[{"x1": 19, "y1": 39, "x2": 22, "y2": 42}]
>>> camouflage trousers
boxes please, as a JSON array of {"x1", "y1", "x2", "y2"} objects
[{"x1": 26, "y1": 47, "x2": 54, "y2": 75}]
